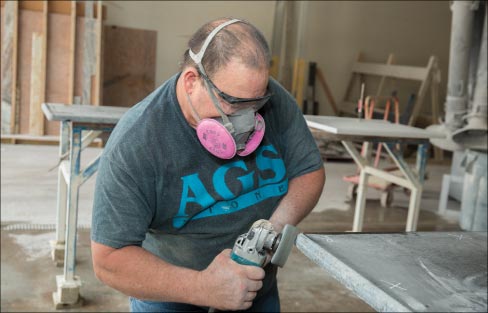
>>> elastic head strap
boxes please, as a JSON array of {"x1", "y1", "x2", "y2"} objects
[
  {"x1": 185, "y1": 92, "x2": 202, "y2": 123},
  {"x1": 202, "y1": 79, "x2": 235, "y2": 134},
  {"x1": 189, "y1": 19, "x2": 241, "y2": 74}
]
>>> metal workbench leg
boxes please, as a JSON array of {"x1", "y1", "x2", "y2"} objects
[
  {"x1": 53, "y1": 125, "x2": 83, "y2": 308},
  {"x1": 406, "y1": 187, "x2": 422, "y2": 231},
  {"x1": 350, "y1": 142, "x2": 372, "y2": 232},
  {"x1": 416, "y1": 143, "x2": 429, "y2": 185},
  {"x1": 406, "y1": 143, "x2": 429, "y2": 231},
  {"x1": 384, "y1": 143, "x2": 424, "y2": 232},
  {"x1": 50, "y1": 121, "x2": 70, "y2": 266},
  {"x1": 353, "y1": 169, "x2": 370, "y2": 232},
  {"x1": 342, "y1": 140, "x2": 371, "y2": 232}
]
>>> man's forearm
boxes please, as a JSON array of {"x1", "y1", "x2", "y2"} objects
[
  {"x1": 269, "y1": 167, "x2": 325, "y2": 232},
  {"x1": 92, "y1": 243, "x2": 266, "y2": 310},
  {"x1": 91, "y1": 243, "x2": 205, "y2": 305}
]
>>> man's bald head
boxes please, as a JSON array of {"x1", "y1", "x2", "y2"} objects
[{"x1": 181, "y1": 18, "x2": 271, "y2": 78}]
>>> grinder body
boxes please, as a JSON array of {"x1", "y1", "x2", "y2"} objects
[
  {"x1": 209, "y1": 220, "x2": 298, "y2": 312},
  {"x1": 230, "y1": 220, "x2": 298, "y2": 268}
]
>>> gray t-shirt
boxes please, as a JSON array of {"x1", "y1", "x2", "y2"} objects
[{"x1": 91, "y1": 73, "x2": 323, "y2": 300}]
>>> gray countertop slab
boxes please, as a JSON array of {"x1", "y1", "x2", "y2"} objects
[{"x1": 296, "y1": 232, "x2": 487, "y2": 312}]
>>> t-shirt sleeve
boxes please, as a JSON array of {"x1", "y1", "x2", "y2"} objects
[
  {"x1": 91, "y1": 149, "x2": 155, "y2": 249},
  {"x1": 268, "y1": 78, "x2": 323, "y2": 180}
]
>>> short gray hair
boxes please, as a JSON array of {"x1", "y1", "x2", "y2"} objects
[{"x1": 180, "y1": 18, "x2": 271, "y2": 78}]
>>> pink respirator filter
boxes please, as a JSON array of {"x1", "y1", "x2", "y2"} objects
[{"x1": 197, "y1": 113, "x2": 265, "y2": 159}]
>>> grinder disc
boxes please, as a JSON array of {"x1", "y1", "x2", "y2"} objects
[{"x1": 271, "y1": 224, "x2": 299, "y2": 267}]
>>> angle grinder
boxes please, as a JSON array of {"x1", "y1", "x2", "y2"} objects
[
  {"x1": 230, "y1": 219, "x2": 299, "y2": 268},
  {"x1": 209, "y1": 220, "x2": 298, "y2": 312}
]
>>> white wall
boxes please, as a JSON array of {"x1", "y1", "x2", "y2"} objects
[
  {"x1": 104, "y1": 1, "x2": 276, "y2": 85},
  {"x1": 302, "y1": 1, "x2": 452, "y2": 117},
  {"x1": 104, "y1": 1, "x2": 452, "y2": 120}
]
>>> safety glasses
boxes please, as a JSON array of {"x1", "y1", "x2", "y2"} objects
[{"x1": 198, "y1": 69, "x2": 272, "y2": 111}]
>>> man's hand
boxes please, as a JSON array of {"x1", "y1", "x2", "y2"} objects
[{"x1": 197, "y1": 249, "x2": 265, "y2": 311}]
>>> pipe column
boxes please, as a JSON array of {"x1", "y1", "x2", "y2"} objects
[
  {"x1": 453, "y1": 7, "x2": 487, "y2": 150},
  {"x1": 444, "y1": 1, "x2": 479, "y2": 132}
]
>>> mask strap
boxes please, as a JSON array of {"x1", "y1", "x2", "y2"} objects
[
  {"x1": 203, "y1": 79, "x2": 236, "y2": 135},
  {"x1": 189, "y1": 19, "x2": 241, "y2": 69},
  {"x1": 185, "y1": 92, "x2": 202, "y2": 123}
]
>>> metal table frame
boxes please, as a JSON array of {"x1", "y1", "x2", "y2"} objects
[
  {"x1": 305, "y1": 116, "x2": 444, "y2": 232},
  {"x1": 42, "y1": 103, "x2": 128, "y2": 308},
  {"x1": 343, "y1": 140, "x2": 428, "y2": 232}
]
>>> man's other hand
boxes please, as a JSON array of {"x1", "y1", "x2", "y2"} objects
[{"x1": 197, "y1": 249, "x2": 265, "y2": 311}]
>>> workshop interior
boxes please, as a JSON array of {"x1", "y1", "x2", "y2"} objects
[{"x1": 1, "y1": 1, "x2": 487, "y2": 312}]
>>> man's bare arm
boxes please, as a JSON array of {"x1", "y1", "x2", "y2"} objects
[
  {"x1": 91, "y1": 242, "x2": 265, "y2": 310},
  {"x1": 269, "y1": 166, "x2": 325, "y2": 232}
]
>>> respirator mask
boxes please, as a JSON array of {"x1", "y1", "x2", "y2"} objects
[{"x1": 187, "y1": 19, "x2": 272, "y2": 159}]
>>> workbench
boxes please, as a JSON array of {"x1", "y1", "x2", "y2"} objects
[
  {"x1": 296, "y1": 231, "x2": 487, "y2": 312},
  {"x1": 42, "y1": 103, "x2": 129, "y2": 308},
  {"x1": 305, "y1": 116, "x2": 445, "y2": 232}
]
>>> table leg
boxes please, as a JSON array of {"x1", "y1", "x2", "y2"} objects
[
  {"x1": 406, "y1": 143, "x2": 429, "y2": 232},
  {"x1": 353, "y1": 169, "x2": 370, "y2": 232},
  {"x1": 406, "y1": 186, "x2": 422, "y2": 231},
  {"x1": 416, "y1": 143, "x2": 429, "y2": 184},
  {"x1": 50, "y1": 121, "x2": 70, "y2": 266},
  {"x1": 384, "y1": 143, "x2": 425, "y2": 232},
  {"x1": 351, "y1": 142, "x2": 372, "y2": 232},
  {"x1": 53, "y1": 125, "x2": 83, "y2": 308}
]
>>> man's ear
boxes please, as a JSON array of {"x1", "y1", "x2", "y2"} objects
[{"x1": 182, "y1": 67, "x2": 200, "y2": 94}]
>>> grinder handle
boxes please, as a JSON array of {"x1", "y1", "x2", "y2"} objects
[{"x1": 230, "y1": 252, "x2": 261, "y2": 267}]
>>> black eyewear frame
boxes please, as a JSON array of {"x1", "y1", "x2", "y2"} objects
[{"x1": 197, "y1": 69, "x2": 273, "y2": 107}]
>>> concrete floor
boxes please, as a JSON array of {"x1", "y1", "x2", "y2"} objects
[{"x1": 1, "y1": 144, "x2": 461, "y2": 312}]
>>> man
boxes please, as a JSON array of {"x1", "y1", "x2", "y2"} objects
[{"x1": 91, "y1": 18, "x2": 325, "y2": 312}]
